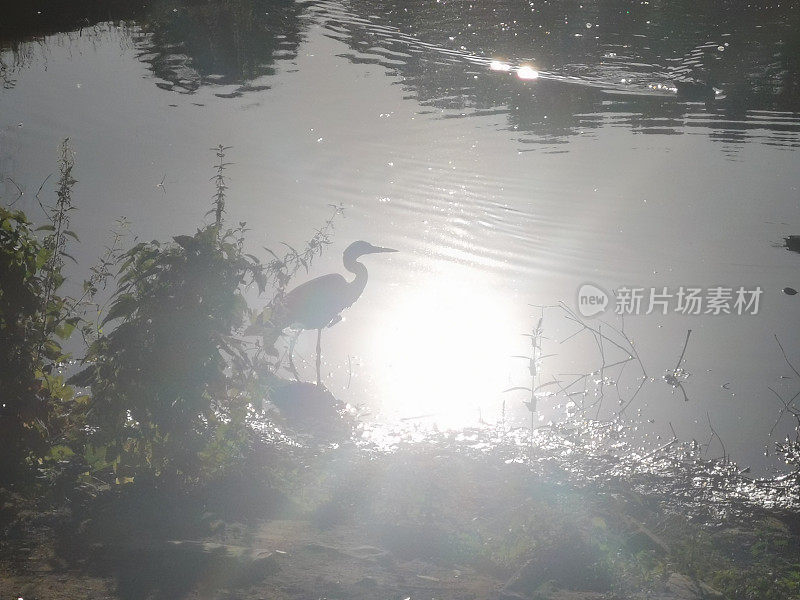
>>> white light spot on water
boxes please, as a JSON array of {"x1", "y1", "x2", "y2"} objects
[
  {"x1": 374, "y1": 271, "x2": 518, "y2": 428},
  {"x1": 490, "y1": 60, "x2": 512, "y2": 72},
  {"x1": 516, "y1": 65, "x2": 539, "y2": 80}
]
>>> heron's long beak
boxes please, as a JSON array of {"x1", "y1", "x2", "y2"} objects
[{"x1": 370, "y1": 246, "x2": 398, "y2": 254}]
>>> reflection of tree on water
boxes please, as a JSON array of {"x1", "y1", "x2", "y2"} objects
[
  {"x1": 326, "y1": 0, "x2": 800, "y2": 149},
  {"x1": 0, "y1": 0, "x2": 306, "y2": 98},
  {"x1": 0, "y1": 1, "x2": 146, "y2": 49},
  {"x1": 136, "y1": 0, "x2": 306, "y2": 96}
]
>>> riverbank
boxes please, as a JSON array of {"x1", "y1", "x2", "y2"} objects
[{"x1": 3, "y1": 439, "x2": 799, "y2": 600}]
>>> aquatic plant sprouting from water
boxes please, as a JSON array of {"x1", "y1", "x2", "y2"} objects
[
  {"x1": 505, "y1": 302, "x2": 650, "y2": 427},
  {"x1": 504, "y1": 308, "x2": 560, "y2": 447}
]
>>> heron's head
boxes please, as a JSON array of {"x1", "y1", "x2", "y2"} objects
[{"x1": 344, "y1": 240, "x2": 398, "y2": 261}]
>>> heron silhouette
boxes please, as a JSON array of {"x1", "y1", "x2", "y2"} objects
[{"x1": 248, "y1": 240, "x2": 397, "y2": 385}]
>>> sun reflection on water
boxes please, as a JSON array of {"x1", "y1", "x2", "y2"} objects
[{"x1": 367, "y1": 269, "x2": 521, "y2": 429}]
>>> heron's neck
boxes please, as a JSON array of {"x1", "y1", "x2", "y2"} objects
[{"x1": 344, "y1": 255, "x2": 368, "y2": 294}]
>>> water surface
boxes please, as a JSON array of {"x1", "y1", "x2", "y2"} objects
[{"x1": 2, "y1": 0, "x2": 800, "y2": 471}]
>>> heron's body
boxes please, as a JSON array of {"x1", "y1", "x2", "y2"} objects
[
  {"x1": 251, "y1": 240, "x2": 396, "y2": 384},
  {"x1": 282, "y1": 272, "x2": 365, "y2": 330}
]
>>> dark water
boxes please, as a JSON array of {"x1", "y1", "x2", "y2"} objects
[{"x1": 2, "y1": 0, "x2": 800, "y2": 472}]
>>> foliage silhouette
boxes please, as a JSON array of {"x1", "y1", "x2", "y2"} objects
[{"x1": 0, "y1": 141, "x2": 81, "y2": 492}]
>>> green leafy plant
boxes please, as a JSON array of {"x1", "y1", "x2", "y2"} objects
[
  {"x1": 0, "y1": 141, "x2": 81, "y2": 489},
  {"x1": 69, "y1": 220, "x2": 266, "y2": 487}
]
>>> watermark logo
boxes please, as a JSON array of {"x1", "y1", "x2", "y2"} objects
[
  {"x1": 576, "y1": 284, "x2": 763, "y2": 317},
  {"x1": 577, "y1": 283, "x2": 610, "y2": 317}
]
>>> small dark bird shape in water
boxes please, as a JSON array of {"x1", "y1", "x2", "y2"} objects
[
  {"x1": 248, "y1": 240, "x2": 397, "y2": 384},
  {"x1": 784, "y1": 235, "x2": 800, "y2": 254}
]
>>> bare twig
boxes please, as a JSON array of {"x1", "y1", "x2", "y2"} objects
[
  {"x1": 5, "y1": 176, "x2": 23, "y2": 205},
  {"x1": 775, "y1": 335, "x2": 800, "y2": 380},
  {"x1": 705, "y1": 411, "x2": 727, "y2": 462},
  {"x1": 675, "y1": 329, "x2": 692, "y2": 370}
]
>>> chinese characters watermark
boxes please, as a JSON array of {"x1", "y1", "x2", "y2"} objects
[{"x1": 577, "y1": 284, "x2": 762, "y2": 317}]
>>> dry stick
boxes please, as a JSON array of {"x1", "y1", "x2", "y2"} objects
[
  {"x1": 315, "y1": 328, "x2": 322, "y2": 386},
  {"x1": 775, "y1": 335, "x2": 800, "y2": 380},
  {"x1": 601, "y1": 319, "x2": 647, "y2": 379},
  {"x1": 614, "y1": 356, "x2": 630, "y2": 406},
  {"x1": 560, "y1": 305, "x2": 635, "y2": 359},
  {"x1": 676, "y1": 382, "x2": 690, "y2": 403},
  {"x1": 675, "y1": 329, "x2": 692, "y2": 369},
  {"x1": 768, "y1": 386, "x2": 800, "y2": 436},
  {"x1": 560, "y1": 302, "x2": 635, "y2": 362},
  {"x1": 641, "y1": 437, "x2": 679, "y2": 460},
  {"x1": 595, "y1": 323, "x2": 607, "y2": 420},
  {"x1": 560, "y1": 304, "x2": 648, "y2": 397},
  {"x1": 603, "y1": 356, "x2": 636, "y2": 370},
  {"x1": 768, "y1": 335, "x2": 800, "y2": 436},
  {"x1": 705, "y1": 411, "x2": 727, "y2": 462},
  {"x1": 615, "y1": 376, "x2": 647, "y2": 417},
  {"x1": 558, "y1": 373, "x2": 590, "y2": 391},
  {"x1": 5, "y1": 176, "x2": 23, "y2": 205},
  {"x1": 34, "y1": 173, "x2": 52, "y2": 216}
]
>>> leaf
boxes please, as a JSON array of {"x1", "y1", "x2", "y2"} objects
[
  {"x1": 173, "y1": 235, "x2": 196, "y2": 250},
  {"x1": 36, "y1": 224, "x2": 56, "y2": 232},
  {"x1": 42, "y1": 339, "x2": 63, "y2": 360},
  {"x1": 67, "y1": 366, "x2": 94, "y2": 387},
  {"x1": 102, "y1": 293, "x2": 138, "y2": 325},
  {"x1": 36, "y1": 247, "x2": 51, "y2": 269},
  {"x1": 503, "y1": 386, "x2": 532, "y2": 393},
  {"x1": 55, "y1": 319, "x2": 77, "y2": 340},
  {"x1": 64, "y1": 230, "x2": 80, "y2": 242}
]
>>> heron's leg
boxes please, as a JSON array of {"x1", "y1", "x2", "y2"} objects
[
  {"x1": 316, "y1": 328, "x2": 323, "y2": 386},
  {"x1": 287, "y1": 330, "x2": 302, "y2": 382}
]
